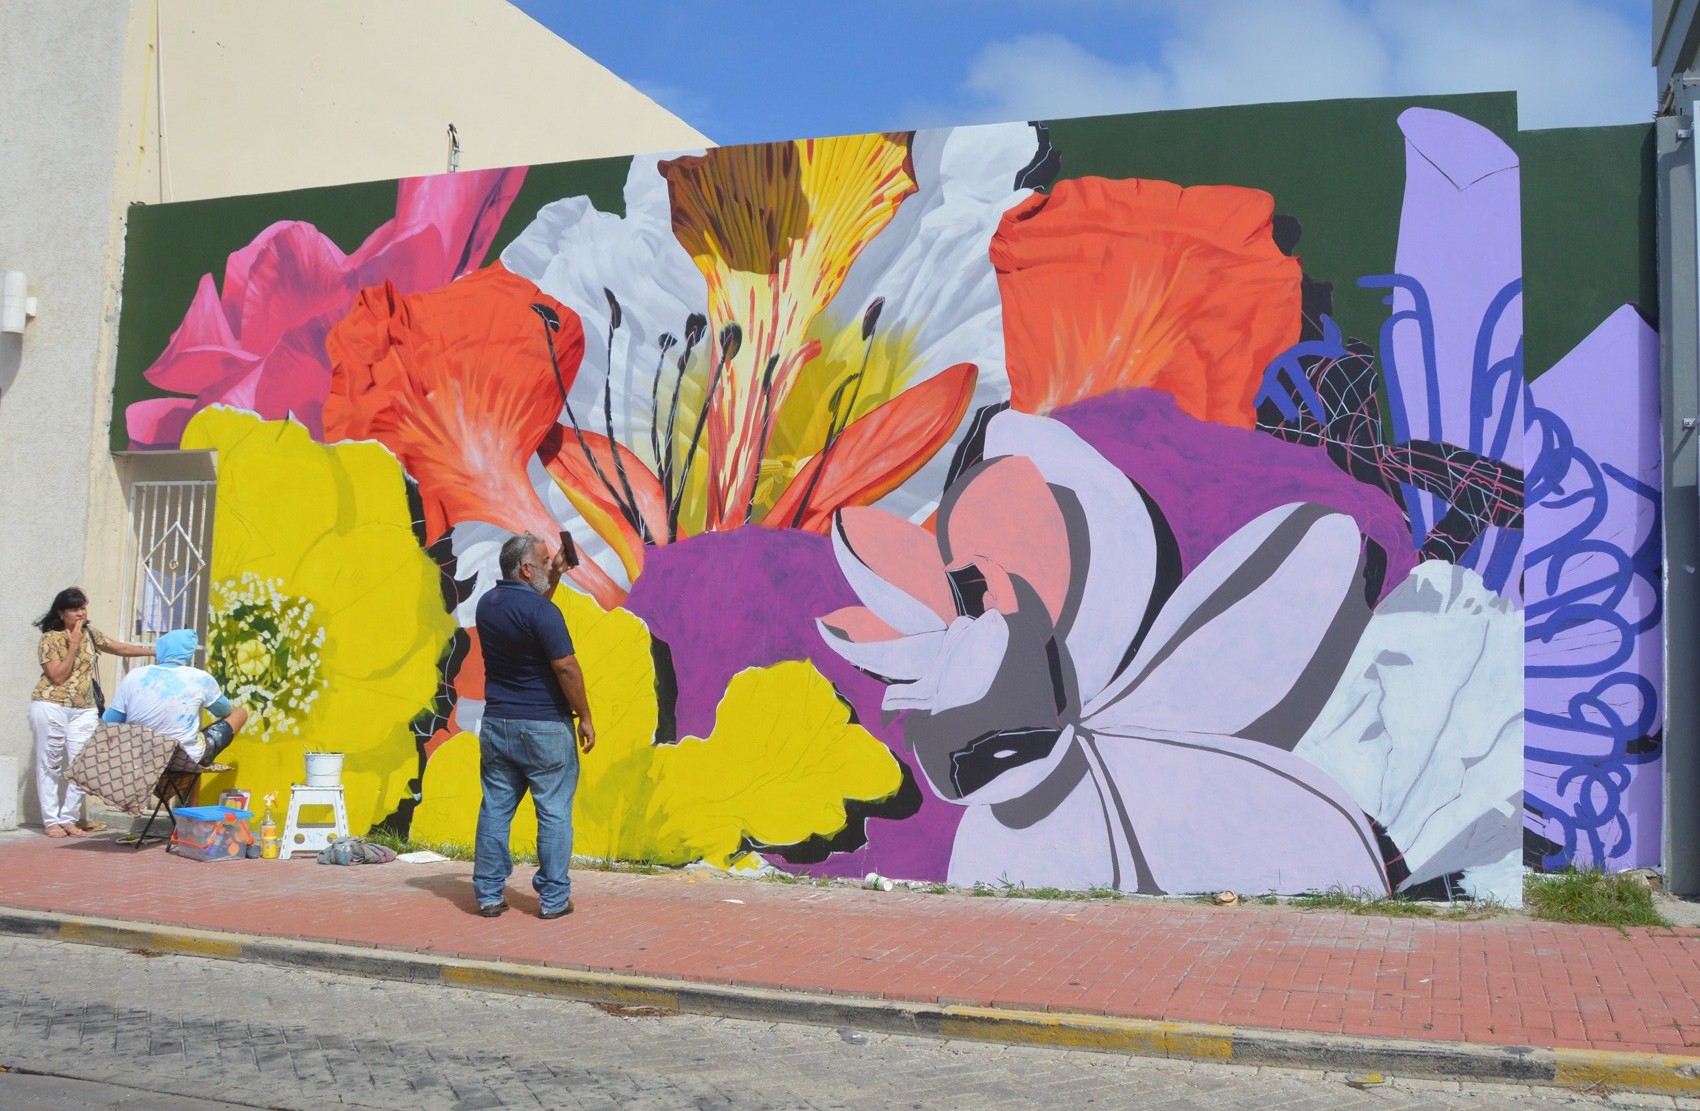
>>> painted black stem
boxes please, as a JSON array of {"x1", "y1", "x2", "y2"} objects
[
  {"x1": 532, "y1": 306, "x2": 635, "y2": 535},
  {"x1": 648, "y1": 336, "x2": 674, "y2": 485},
  {"x1": 660, "y1": 319, "x2": 704, "y2": 517},
  {"x1": 745, "y1": 353, "x2": 783, "y2": 524},
  {"x1": 669, "y1": 326, "x2": 738, "y2": 538},
  {"x1": 601, "y1": 300, "x2": 650, "y2": 542}
]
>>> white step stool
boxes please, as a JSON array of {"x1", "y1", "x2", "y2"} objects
[{"x1": 279, "y1": 784, "x2": 349, "y2": 859}]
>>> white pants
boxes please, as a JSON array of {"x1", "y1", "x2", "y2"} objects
[{"x1": 28, "y1": 701, "x2": 97, "y2": 827}]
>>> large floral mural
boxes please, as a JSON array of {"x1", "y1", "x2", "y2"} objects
[{"x1": 108, "y1": 95, "x2": 1660, "y2": 903}]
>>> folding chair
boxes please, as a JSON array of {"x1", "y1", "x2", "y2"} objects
[
  {"x1": 138, "y1": 749, "x2": 233, "y2": 848},
  {"x1": 69, "y1": 723, "x2": 231, "y2": 847}
]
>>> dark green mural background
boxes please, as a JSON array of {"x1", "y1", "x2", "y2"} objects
[
  {"x1": 110, "y1": 93, "x2": 1657, "y2": 450},
  {"x1": 1517, "y1": 123, "x2": 1657, "y2": 378}
]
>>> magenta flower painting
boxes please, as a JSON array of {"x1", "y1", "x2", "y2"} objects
[{"x1": 124, "y1": 167, "x2": 526, "y2": 449}]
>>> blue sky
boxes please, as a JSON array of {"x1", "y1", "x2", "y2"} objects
[{"x1": 514, "y1": 0, "x2": 1652, "y2": 145}]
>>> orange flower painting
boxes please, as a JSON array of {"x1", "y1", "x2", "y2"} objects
[
  {"x1": 990, "y1": 177, "x2": 1302, "y2": 427},
  {"x1": 323, "y1": 263, "x2": 623, "y2": 606}
]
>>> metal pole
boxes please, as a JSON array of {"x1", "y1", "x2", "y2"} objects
[{"x1": 1660, "y1": 110, "x2": 1700, "y2": 894}]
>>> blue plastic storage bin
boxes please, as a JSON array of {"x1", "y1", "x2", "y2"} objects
[{"x1": 169, "y1": 806, "x2": 255, "y2": 861}]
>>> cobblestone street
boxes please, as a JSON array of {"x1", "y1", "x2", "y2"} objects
[{"x1": 0, "y1": 935, "x2": 1655, "y2": 1111}]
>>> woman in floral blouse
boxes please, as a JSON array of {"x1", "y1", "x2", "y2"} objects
[{"x1": 30, "y1": 587, "x2": 153, "y2": 837}]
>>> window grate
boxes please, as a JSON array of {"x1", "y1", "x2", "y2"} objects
[{"x1": 119, "y1": 479, "x2": 215, "y2": 671}]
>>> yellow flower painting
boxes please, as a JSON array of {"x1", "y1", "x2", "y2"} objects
[
  {"x1": 184, "y1": 407, "x2": 457, "y2": 832},
  {"x1": 412, "y1": 588, "x2": 902, "y2": 865}
]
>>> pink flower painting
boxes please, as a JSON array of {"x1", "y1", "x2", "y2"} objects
[{"x1": 125, "y1": 167, "x2": 526, "y2": 449}]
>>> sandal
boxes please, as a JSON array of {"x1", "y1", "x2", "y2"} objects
[
  {"x1": 76, "y1": 820, "x2": 108, "y2": 833},
  {"x1": 62, "y1": 824, "x2": 88, "y2": 838},
  {"x1": 44, "y1": 825, "x2": 69, "y2": 838}
]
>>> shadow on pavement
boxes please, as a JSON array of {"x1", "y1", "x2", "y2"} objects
[{"x1": 405, "y1": 871, "x2": 498, "y2": 915}]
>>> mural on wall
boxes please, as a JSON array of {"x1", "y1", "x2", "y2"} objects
[
  {"x1": 109, "y1": 93, "x2": 1654, "y2": 902},
  {"x1": 1524, "y1": 308, "x2": 1663, "y2": 870},
  {"x1": 1517, "y1": 122, "x2": 1663, "y2": 873}
]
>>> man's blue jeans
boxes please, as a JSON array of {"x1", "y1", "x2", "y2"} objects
[{"x1": 473, "y1": 716, "x2": 579, "y2": 913}]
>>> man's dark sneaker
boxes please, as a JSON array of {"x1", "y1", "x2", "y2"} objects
[
  {"x1": 539, "y1": 898, "x2": 574, "y2": 920},
  {"x1": 477, "y1": 900, "x2": 509, "y2": 918}
]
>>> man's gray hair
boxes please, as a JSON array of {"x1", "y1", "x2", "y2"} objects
[{"x1": 498, "y1": 532, "x2": 545, "y2": 579}]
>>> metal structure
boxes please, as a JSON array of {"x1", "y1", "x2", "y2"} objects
[
  {"x1": 117, "y1": 479, "x2": 216, "y2": 670},
  {"x1": 1659, "y1": 0, "x2": 1700, "y2": 894}
]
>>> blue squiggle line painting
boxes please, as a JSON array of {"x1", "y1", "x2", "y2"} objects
[
  {"x1": 1523, "y1": 306, "x2": 1662, "y2": 870},
  {"x1": 1362, "y1": 272, "x2": 1525, "y2": 594}
]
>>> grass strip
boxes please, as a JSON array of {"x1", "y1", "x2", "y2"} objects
[{"x1": 1525, "y1": 868, "x2": 1670, "y2": 930}]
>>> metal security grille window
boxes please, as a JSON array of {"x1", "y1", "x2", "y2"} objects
[{"x1": 119, "y1": 479, "x2": 215, "y2": 671}]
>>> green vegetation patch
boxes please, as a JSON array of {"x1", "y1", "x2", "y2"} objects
[
  {"x1": 1291, "y1": 887, "x2": 1441, "y2": 918},
  {"x1": 1525, "y1": 869, "x2": 1671, "y2": 930}
]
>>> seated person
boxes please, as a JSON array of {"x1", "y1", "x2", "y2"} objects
[{"x1": 101, "y1": 629, "x2": 246, "y2": 766}]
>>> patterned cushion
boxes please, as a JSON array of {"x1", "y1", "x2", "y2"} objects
[{"x1": 69, "y1": 723, "x2": 180, "y2": 815}]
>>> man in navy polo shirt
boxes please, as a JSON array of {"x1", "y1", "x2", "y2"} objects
[{"x1": 472, "y1": 532, "x2": 596, "y2": 920}]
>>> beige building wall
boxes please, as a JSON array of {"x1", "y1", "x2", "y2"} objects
[
  {"x1": 121, "y1": 0, "x2": 710, "y2": 203},
  {"x1": 0, "y1": 0, "x2": 136, "y2": 827},
  {"x1": 1, "y1": 0, "x2": 707, "y2": 825}
]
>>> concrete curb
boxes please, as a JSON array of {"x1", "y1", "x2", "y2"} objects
[{"x1": 4, "y1": 906, "x2": 1698, "y2": 1096}]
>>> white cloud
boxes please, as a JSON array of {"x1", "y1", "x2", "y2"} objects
[
  {"x1": 1374, "y1": 0, "x2": 1651, "y2": 128},
  {"x1": 961, "y1": 33, "x2": 1171, "y2": 121},
  {"x1": 1161, "y1": 0, "x2": 1396, "y2": 111},
  {"x1": 944, "y1": 0, "x2": 1651, "y2": 130}
]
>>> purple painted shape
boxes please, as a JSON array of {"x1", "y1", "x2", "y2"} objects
[
  {"x1": 623, "y1": 528, "x2": 961, "y2": 881},
  {"x1": 1053, "y1": 390, "x2": 1416, "y2": 594},
  {"x1": 623, "y1": 391, "x2": 1419, "y2": 882},
  {"x1": 1524, "y1": 306, "x2": 1663, "y2": 869},
  {"x1": 1384, "y1": 108, "x2": 1523, "y2": 554},
  {"x1": 1389, "y1": 107, "x2": 1523, "y2": 455}
]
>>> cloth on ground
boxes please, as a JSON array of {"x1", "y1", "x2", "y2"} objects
[{"x1": 316, "y1": 836, "x2": 397, "y2": 865}]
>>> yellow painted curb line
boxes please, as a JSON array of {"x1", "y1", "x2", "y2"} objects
[
  {"x1": 1554, "y1": 1047, "x2": 1700, "y2": 1094},
  {"x1": 939, "y1": 1005, "x2": 1234, "y2": 1059},
  {"x1": 439, "y1": 964, "x2": 678, "y2": 1012},
  {"x1": 58, "y1": 918, "x2": 243, "y2": 960}
]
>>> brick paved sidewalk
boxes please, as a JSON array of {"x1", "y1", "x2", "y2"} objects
[{"x1": 1, "y1": 828, "x2": 1697, "y2": 1058}]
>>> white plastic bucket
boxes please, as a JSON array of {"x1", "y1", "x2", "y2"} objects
[{"x1": 304, "y1": 752, "x2": 344, "y2": 787}]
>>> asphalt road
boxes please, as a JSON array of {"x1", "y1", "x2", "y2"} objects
[{"x1": 0, "y1": 934, "x2": 1655, "y2": 1111}]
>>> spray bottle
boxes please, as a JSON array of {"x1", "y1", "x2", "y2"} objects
[{"x1": 260, "y1": 792, "x2": 281, "y2": 859}]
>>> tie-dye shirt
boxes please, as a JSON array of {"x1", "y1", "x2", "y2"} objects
[{"x1": 106, "y1": 662, "x2": 224, "y2": 745}]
